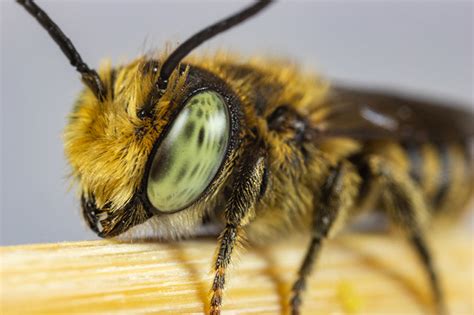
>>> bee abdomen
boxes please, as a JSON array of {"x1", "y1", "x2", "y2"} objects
[{"x1": 403, "y1": 140, "x2": 473, "y2": 214}]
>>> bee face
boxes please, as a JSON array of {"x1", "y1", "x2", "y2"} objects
[{"x1": 66, "y1": 58, "x2": 242, "y2": 237}]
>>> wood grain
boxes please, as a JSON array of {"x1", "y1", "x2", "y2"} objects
[{"x1": 1, "y1": 230, "x2": 472, "y2": 315}]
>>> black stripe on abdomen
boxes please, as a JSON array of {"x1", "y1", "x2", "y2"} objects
[
  {"x1": 433, "y1": 143, "x2": 450, "y2": 208},
  {"x1": 403, "y1": 142, "x2": 423, "y2": 185}
]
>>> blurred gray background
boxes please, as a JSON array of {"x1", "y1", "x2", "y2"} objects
[{"x1": 1, "y1": 0, "x2": 472, "y2": 245}]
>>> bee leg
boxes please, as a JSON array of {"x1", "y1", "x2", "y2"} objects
[
  {"x1": 210, "y1": 153, "x2": 266, "y2": 315},
  {"x1": 366, "y1": 156, "x2": 445, "y2": 315},
  {"x1": 291, "y1": 162, "x2": 358, "y2": 315}
]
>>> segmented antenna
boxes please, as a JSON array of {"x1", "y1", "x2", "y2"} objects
[
  {"x1": 157, "y1": 0, "x2": 273, "y2": 92},
  {"x1": 17, "y1": 0, "x2": 106, "y2": 100}
]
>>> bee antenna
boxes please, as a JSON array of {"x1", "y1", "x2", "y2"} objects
[
  {"x1": 17, "y1": 0, "x2": 106, "y2": 101},
  {"x1": 157, "y1": 0, "x2": 273, "y2": 92}
]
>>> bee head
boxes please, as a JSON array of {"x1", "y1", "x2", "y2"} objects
[
  {"x1": 17, "y1": 0, "x2": 272, "y2": 238},
  {"x1": 65, "y1": 58, "x2": 243, "y2": 237}
]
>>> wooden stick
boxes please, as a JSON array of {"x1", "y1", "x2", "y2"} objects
[{"x1": 1, "y1": 230, "x2": 472, "y2": 315}]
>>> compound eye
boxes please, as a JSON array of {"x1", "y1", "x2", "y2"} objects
[{"x1": 146, "y1": 91, "x2": 230, "y2": 212}]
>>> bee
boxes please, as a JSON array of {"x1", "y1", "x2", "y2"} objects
[{"x1": 16, "y1": 0, "x2": 473, "y2": 314}]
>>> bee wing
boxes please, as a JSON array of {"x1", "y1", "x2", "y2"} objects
[{"x1": 314, "y1": 86, "x2": 474, "y2": 142}]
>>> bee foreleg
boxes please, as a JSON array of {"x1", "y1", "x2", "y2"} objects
[
  {"x1": 291, "y1": 162, "x2": 359, "y2": 315},
  {"x1": 366, "y1": 156, "x2": 445, "y2": 315},
  {"x1": 210, "y1": 152, "x2": 266, "y2": 315}
]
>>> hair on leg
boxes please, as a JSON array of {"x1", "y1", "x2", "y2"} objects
[
  {"x1": 291, "y1": 162, "x2": 360, "y2": 315},
  {"x1": 210, "y1": 153, "x2": 266, "y2": 315},
  {"x1": 367, "y1": 156, "x2": 446, "y2": 315}
]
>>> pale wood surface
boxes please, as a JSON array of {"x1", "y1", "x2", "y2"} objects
[{"x1": 1, "y1": 231, "x2": 472, "y2": 315}]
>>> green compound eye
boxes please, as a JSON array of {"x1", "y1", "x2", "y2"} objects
[{"x1": 147, "y1": 91, "x2": 230, "y2": 212}]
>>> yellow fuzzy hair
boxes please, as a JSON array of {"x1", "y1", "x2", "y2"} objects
[{"x1": 64, "y1": 52, "x2": 331, "y2": 238}]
